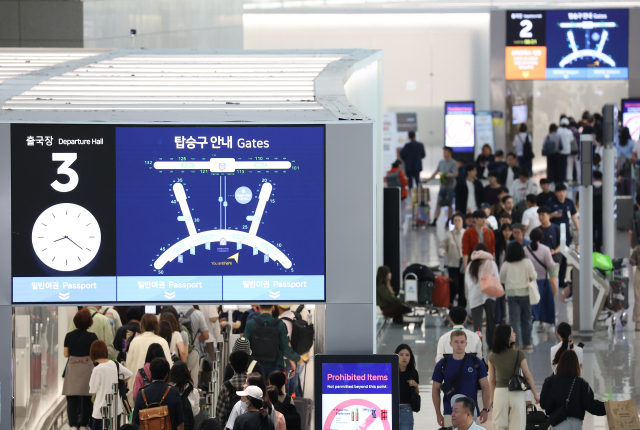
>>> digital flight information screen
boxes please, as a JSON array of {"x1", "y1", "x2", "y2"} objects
[
  {"x1": 506, "y1": 8, "x2": 629, "y2": 80},
  {"x1": 11, "y1": 124, "x2": 326, "y2": 304},
  {"x1": 445, "y1": 101, "x2": 475, "y2": 153}
]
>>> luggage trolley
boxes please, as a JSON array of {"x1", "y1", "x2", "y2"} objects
[
  {"x1": 402, "y1": 270, "x2": 449, "y2": 326},
  {"x1": 593, "y1": 253, "x2": 629, "y2": 329}
]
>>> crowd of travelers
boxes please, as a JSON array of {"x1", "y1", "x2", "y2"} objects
[{"x1": 63, "y1": 304, "x2": 312, "y2": 430}]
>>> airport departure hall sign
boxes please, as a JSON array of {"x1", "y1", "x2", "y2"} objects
[
  {"x1": 11, "y1": 124, "x2": 326, "y2": 304},
  {"x1": 506, "y1": 9, "x2": 629, "y2": 80}
]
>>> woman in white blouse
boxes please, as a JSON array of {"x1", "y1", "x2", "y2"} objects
[
  {"x1": 160, "y1": 312, "x2": 188, "y2": 362},
  {"x1": 465, "y1": 243, "x2": 500, "y2": 350}
]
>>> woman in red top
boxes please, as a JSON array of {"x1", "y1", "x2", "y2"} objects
[{"x1": 387, "y1": 160, "x2": 409, "y2": 200}]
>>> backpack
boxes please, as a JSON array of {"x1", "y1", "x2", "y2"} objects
[
  {"x1": 180, "y1": 385, "x2": 195, "y2": 430},
  {"x1": 139, "y1": 368, "x2": 151, "y2": 388},
  {"x1": 179, "y1": 309, "x2": 197, "y2": 351},
  {"x1": 542, "y1": 135, "x2": 557, "y2": 156},
  {"x1": 441, "y1": 353, "x2": 484, "y2": 393},
  {"x1": 280, "y1": 306, "x2": 315, "y2": 355},
  {"x1": 139, "y1": 386, "x2": 172, "y2": 430},
  {"x1": 224, "y1": 380, "x2": 241, "y2": 411},
  {"x1": 523, "y1": 134, "x2": 535, "y2": 159},
  {"x1": 275, "y1": 395, "x2": 302, "y2": 430},
  {"x1": 246, "y1": 309, "x2": 260, "y2": 323},
  {"x1": 250, "y1": 318, "x2": 282, "y2": 363},
  {"x1": 386, "y1": 170, "x2": 402, "y2": 188},
  {"x1": 180, "y1": 324, "x2": 194, "y2": 353}
]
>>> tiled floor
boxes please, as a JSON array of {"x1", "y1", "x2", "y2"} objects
[{"x1": 378, "y1": 208, "x2": 639, "y2": 429}]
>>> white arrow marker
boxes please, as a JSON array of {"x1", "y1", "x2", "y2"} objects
[
  {"x1": 59, "y1": 292, "x2": 70, "y2": 300},
  {"x1": 165, "y1": 291, "x2": 176, "y2": 299},
  {"x1": 269, "y1": 291, "x2": 281, "y2": 298}
]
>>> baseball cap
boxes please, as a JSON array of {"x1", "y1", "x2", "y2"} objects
[
  {"x1": 560, "y1": 118, "x2": 570, "y2": 126},
  {"x1": 480, "y1": 203, "x2": 491, "y2": 210},
  {"x1": 232, "y1": 337, "x2": 252, "y2": 356},
  {"x1": 237, "y1": 385, "x2": 263, "y2": 400},
  {"x1": 279, "y1": 305, "x2": 292, "y2": 310}
]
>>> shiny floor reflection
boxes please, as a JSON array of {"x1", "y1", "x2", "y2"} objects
[{"x1": 379, "y1": 213, "x2": 638, "y2": 429}]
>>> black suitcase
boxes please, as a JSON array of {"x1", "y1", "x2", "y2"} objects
[
  {"x1": 293, "y1": 398, "x2": 314, "y2": 430},
  {"x1": 193, "y1": 396, "x2": 208, "y2": 429}
]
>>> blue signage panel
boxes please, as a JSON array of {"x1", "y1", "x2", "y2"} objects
[
  {"x1": 445, "y1": 102, "x2": 475, "y2": 153},
  {"x1": 12, "y1": 277, "x2": 117, "y2": 303},
  {"x1": 11, "y1": 124, "x2": 326, "y2": 304}
]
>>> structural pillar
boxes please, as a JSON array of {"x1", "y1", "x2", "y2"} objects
[
  {"x1": 579, "y1": 134, "x2": 594, "y2": 337},
  {"x1": 602, "y1": 104, "x2": 617, "y2": 258}
]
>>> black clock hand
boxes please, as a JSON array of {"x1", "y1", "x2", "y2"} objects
[
  {"x1": 53, "y1": 236, "x2": 67, "y2": 242},
  {"x1": 65, "y1": 236, "x2": 84, "y2": 250}
]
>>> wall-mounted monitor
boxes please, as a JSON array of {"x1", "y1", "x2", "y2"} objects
[
  {"x1": 445, "y1": 101, "x2": 475, "y2": 153},
  {"x1": 11, "y1": 124, "x2": 326, "y2": 304},
  {"x1": 315, "y1": 354, "x2": 399, "y2": 430},
  {"x1": 512, "y1": 105, "x2": 528, "y2": 125},
  {"x1": 506, "y1": 9, "x2": 629, "y2": 80},
  {"x1": 622, "y1": 99, "x2": 640, "y2": 142}
]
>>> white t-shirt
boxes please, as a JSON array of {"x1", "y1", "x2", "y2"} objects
[
  {"x1": 200, "y1": 305, "x2": 222, "y2": 344},
  {"x1": 522, "y1": 207, "x2": 541, "y2": 239},
  {"x1": 455, "y1": 423, "x2": 486, "y2": 430},
  {"x1": 466, "y1": 180, "x2": 477, "y2": 212},
  {"x1": 226, "y1": 400, "x2": 277, "y2": 430},
  {"x1": 550, "y1": 342, "x2": 583, "y2": 372},
  {"x1": 557, "y1": 127, "x2": 574, "y2": 155},
  {"x1": 169, "y1": 331, "x2": 184, "y2": 357},
  {"x1": 506, "y1": 168, "x2": 515, "y2": 190},
  {"x1": 89, "y1": 360, "x2": 133, "y2": 419},
  {"x1": 633, "y1": 140, "x2": 640, "y2": 159},
  {"x1": 435, "y1": 326, "x2": 483, "y2": 362}
]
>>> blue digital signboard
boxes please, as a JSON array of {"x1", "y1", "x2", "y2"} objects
[
  {"x1": 445, "y1": 101, "x2": 475, "y2": 153},
  {"x1": 506, "y1": 8, "x2": 629, "y2": 80},
  {"x1": 11, "y1": 124, "x2": 325, "y2": 304}
]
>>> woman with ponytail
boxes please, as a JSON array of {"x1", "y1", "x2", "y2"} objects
[
  {"x1": 524, "y1": 227, "x2": 557, "y2": 333},
  {"x1": 233, "y1": 386, "x2": 275, "y2": 430},
  {"x1": 551, "y1": 322, "x2": 583, "y2": 373}
]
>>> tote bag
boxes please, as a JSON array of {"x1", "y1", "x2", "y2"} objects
[
  {"x1": 480, "y1": 263, "x2": 505, "y2": 298},
  {"x1": 528, "y1": 279, "x2": 541, "y2": 305}
]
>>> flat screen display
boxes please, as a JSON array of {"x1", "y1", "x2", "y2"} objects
[
  {"x1": 445, "y1": 102, "x2": 475, "y2": 153},
  {"x1": 622, "y1": 99, "x2": 640, "y2": 142},
  {"x1": 506, "y1": 9, "x2": 629, "y2": 80},
  {"x1": 11, "y1": 124, "x2": 326, "y2": 304},
  {"x1": 512, "y1": 105, "x2": 528, "y2": 125},
  {"x1": 316, "y1": 355, "x2": 399, "y2": 430}
]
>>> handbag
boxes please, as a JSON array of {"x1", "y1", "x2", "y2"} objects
[
  {"x1": 526, "y1": 405, "x2": 550, "y2": 429},
  {"x1": 115, "y1": 361, "x2": 133, "y2": 415},
  {"x1": 547, "y1": 377, "x2": 576, "y2": 426},
  {"x1": 528, "y1": 278, "x2": 541, "y2": 305},
  {"x1": 508, "y1": 350, "x2": 531, "y2": 392},
  {"x1": 480, "y1": 263, "x2": 505, "y2": 297},
  {"x1": 410, "y1": 388, "x2": 421, "y2": 412}
]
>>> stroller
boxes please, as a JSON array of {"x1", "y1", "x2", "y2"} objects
[{"x1": 593, "y1": 253, "x2": 629, "y2": 329}]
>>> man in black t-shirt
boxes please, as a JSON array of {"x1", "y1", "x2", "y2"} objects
[
  {"x1": 114, "y1": 306, "x2": 144, "y2": 358},
  {"x1": 538, "y1": 206, "x2": 561, "y2": 297},
  {"x1": 536, "y1": 178, "x2": 554, "y2": 207}
]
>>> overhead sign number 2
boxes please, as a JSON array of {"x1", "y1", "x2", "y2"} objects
[
  {"x1": 51, "y1": 153, "x2": 78, "y2": 192},
  {"x1": 519, "y1": 20, "x2": 533, "y2": 38}
]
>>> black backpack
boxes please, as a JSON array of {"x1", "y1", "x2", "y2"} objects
[
  {"x1": 224, "y1": 380, "x2": 241, "y2": 410},
  {"x1": 402, "y1": 264, "x2": 435, "y2": 283},
  {"x1": 281, "y1": 306, "x2": 315, "y2": 355},
  {"x1": 180, "y1": 385, "x2": 195, "y2": 430},
  {"x1": 523, "y1": 135, "x2": 535, "y2": 159},
  {"x1": 250, "y1": 318, "x2": 281, "y2": 363},
  {"x1": 179, "y1": 308, "x2": 197, "y2": 345},
  {"x1": 275, "y1": 395, "x2": 302, "y2": 430}
]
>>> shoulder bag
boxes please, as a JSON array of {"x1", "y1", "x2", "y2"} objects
[
  {"x1": 115, "y1": 361, "x2": 133, "y2": 415},
  {"x1": 410, "y1": 369, "x2": 421, "y2": 412},
  {"x1": 480, "y1": 262, "x2": 505, "y2": 298},
  {"x1": 525, "y1": 260, "x2": 541, "y2": 305},
  {"x1": 441, "y1": 354, "x2": 468, "y2": 396},
  {"x1": 547, "y1": 377, "x2": 577, "y2": 426},
  {"x1": 527, "y1": 246, "x2": 549, "y2": 281},
  {"x1": 508, "y1": 350, "x2": 531, "y2": 392}
]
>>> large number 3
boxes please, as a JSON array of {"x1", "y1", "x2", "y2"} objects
[
  {"x1": 519, "y1": 20, "x2": 533, "y2": 38},
  {"x1": 51, "y1": 153, "x2": 78, "y2": 192}
]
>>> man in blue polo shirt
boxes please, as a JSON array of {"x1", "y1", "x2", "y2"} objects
[
  {"x1": 547, "y1": 183, "x2": 579, "y2": 292},
  {"x1": 432, "y1": 331, "x2": 490, "y2": 428}
]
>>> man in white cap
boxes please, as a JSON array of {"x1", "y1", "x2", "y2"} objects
[{"x1": 232, "y1": 386, "x2": 270, "y2": 430}]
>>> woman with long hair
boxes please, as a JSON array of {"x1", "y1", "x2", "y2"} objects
[
  {"x1": 227, "y1": 372, "x2": 277, "y2": 430},
  {"x1": 125, "y1": 314, "x2": 173, "y2": 391},
  {"x1": 376, "y1": 266, "x2": 411, "y2": 323},
  {"x1": 233, "y1": 386, "x2": 275, "y2": 430},
  {"x1": 541, "y1": 350, "x2": 605, "y2": 429},
  {"x1": 499, "y1": 242, "x2": 537, "y2": 351},
  {"x1": 63, "y1": 309, "x2": 99, "y2": 430},
  {"x1": 489, "y1": 324, "x2": 539, "y2": 430},
  {"x1": 495, "y1": 223, "x2": 513, "y2": 269},
  {"x1": 395, "y1": 344, "x2": 419, "y2": 430},
  {"x1": 265, "y1": 386, "x2": 288, "y2": 430},
  {"x1": 169, "y1": 361, "x2": 201, "y2": 418},
  {"x1": 525, "y1": 228, "x2": 557, "y2": 333},
  {"x1": 160, "y1": 312, "x2": 188, "y2": 362},
  {"x1": 466, "y1": 243, "x2": 499, "y2": 350},
  {"x1": 439, "y1": 213, "x2": 466, "y2": 308},
  {"x1": 550, "y1": 322, "x2": 583, "y2": 373},
  {"x1": 89, "y1": 340, "x2": 132, "y2": 430},
  {"x1": 476, "y1": 144, "x2": 495, "y2": 178},
  {"x1": 131, "y1": 343, "x2": 166, "y2": 401}
]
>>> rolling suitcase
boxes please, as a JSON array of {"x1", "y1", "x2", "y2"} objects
[
  {"x1": 193, "y1": 396, "x2": 208, "y2": 429},
  {"x1": 432, "y1": 275, "x2": 451, "y2": 308},
  {"x1": 293, "y1": 398, "x2": 314, "y2": 430}
]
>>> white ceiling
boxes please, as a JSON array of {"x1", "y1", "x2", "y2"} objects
[
  {"x1": 244, "y1": 0, "x2": 640, "y2": 12},
  {"x1": 0, "y1": 49, "x2": 380, "y2": 124}
]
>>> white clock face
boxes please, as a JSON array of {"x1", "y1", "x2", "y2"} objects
[{"x1": 31, "y1": 203, "x2": 102, "y2": 272}]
